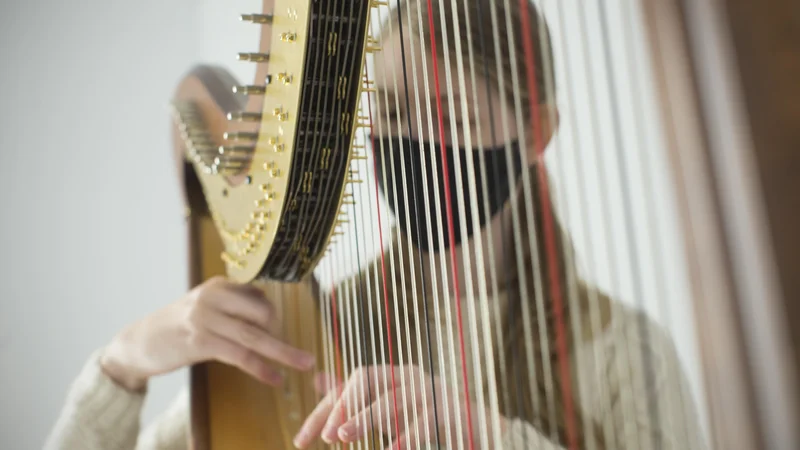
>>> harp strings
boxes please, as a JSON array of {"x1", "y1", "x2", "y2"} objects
[
  {"x1": 452, "y1": 0, "x2": 507, "y2": 446},
  {"x1": 311, "y1": 1, "x2": 685, "y2": 448},
  {"x1": 406, "y1": 2, "x2": 463, "y2": 448},
  {"x1": 467, "y1": 0, "x2": 517, "y2": 445},
  {"x1": 550, "y1": 1, "x2": 615, "y2": 449},
  {"x1": 391, "y1": 1, "x2": 444, "y2": 446},
  {"x1": 370, "y1": 7, "x2": 419, "y2": 443},
  {"x1": 595, "y1": 2, "x2": 662, "y2": 448}
]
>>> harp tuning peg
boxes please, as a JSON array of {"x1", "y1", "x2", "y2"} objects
[
  {"x1": 237, "y1": 52, "x2": 270, "y2": 63},
  {"x1": 224, "y1": 131, "x2": 259, "y2": 142},
  {"x1": 276, "y1": 72, "x2": 293, "y2": 85},
  {"x1": 240, "y1": 14, "x2": 273, "y2": 24},
  {"x1": 280, "y1": 32, "x2": 297, "y2": 43},
  {"x1": 227, "y1": 111, "x2": 262, "y2": 122},
  {"x1": 371, "y1": 0, "x2": 389, "y2": 7},
  {"x1": 272, "y1": 107, "x2": 289, "y2": 121},
  {"x1": 232, "y1": 85, "x2": 267, "y2": 95}
]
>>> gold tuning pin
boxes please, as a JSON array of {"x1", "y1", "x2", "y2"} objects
[
  {"x1": 232, "y1": 85, "x2": 267, "y2": 95},
  {"x1": 227, "y1": 111, "x2": 262, "y2": 122},
  {"x1": 371, "y1": 0, "x2": 389, "y2": 7},
  {"x1": 224, "y1": 131, "x2": 259, "y2": 142},
  {"x1": 218, "y1": 145, "x2": 255, "y2": 157},
  {"x1": 276, "y1": 72, "x2": 293, "y2": 85},
  {"x1": 272, "y1": 107, "x2": 289, "y2": 121},
  {"x1": 280, "y1": 32, "x2": 297, "y2": 43},
  {"x1": 240, "y1": 14, "x2": 273, "y2": 24},
  {"x1": 237, "y1": 52, "x2": 270, "y2": 63}
]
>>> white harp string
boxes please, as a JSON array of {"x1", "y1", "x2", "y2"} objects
[
  {"x1": 550, "y1": 1, "x2": 616, "y2": 449},
  {"x1": 490, "y1": 0, "x2": 548, "y2": 438},
  {"x1": 371, "y1": 12, "x2": 418, "y2": 441},
  {"x1": 454, "y1": 0, "x2": 507, "y2": 446},
  {"x1": 436, "y1": 0, "x2": 496, "y2": 447}
]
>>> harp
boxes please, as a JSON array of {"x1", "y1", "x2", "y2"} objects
[{"x1": 170, "y1": 0, "x2": 799, "y2": 449}]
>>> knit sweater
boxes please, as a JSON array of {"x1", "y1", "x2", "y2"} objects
[{"x1": 44, "y1": 293, "x2": 706, "y2": 449}]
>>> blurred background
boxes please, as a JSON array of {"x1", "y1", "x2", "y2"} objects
[
  {"x1": 0, "y1": 0, "x2": 711, "y2": 448},
  {"x1": 0, "y1": 1, "x2": 262, "y2": 447}
]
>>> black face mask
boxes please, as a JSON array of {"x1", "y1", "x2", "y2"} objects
[{"x1": 372, "y1": 136, "x2": 524, "y2": 252}]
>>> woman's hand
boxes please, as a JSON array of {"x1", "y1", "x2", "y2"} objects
[
  {"x1": 293, "y1": 365, "x2": 492, "y2": 449},
  {"x1": 100, "y1": 276, "x2": 315, "y2": 391}
]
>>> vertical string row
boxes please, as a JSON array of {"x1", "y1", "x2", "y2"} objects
[
  {"x1": 550, "y1": 1, "x2": 616, "y2": 449},
  {"x1": 391, "y1": 0, "x2": 443, "y2": 445},
  {"x1": 422, "y1": 0, "x2": 478, "y2": 447},
  {"x1": 406, "y1": 2, "x2": 460, "y2": 448},
  {"x1": 466, "y1": 0, "x2": 517, "y2": 446},
  {"x1": 595, "y1": 1, "x2": 661, "y2": 448}
]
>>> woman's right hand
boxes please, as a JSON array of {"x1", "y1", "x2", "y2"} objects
[{"x1": 99, "y1": 276, "x2": 315, "y2": 392}]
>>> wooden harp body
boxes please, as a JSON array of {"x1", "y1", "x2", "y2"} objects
[{"x1": 169, "y1": 0, "x2": 799, "y2": 449}]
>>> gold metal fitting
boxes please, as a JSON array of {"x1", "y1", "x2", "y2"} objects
[
  {"x1": 227, "y1": 111, "x2": 262, "y2": 122},
  {"x1": 280, "y1": 32, "x2": 297, "y2": 42},
  {"x1": 232, "y1": 85, "x2": 267, "y2": 95},
  {"x1": 218, "y1": 145, "x2": 255, "y2": 156},
  {"x1": 272, "y1": 107, "x2": 289, "y2": 121},
  {"x1": 273, "y1": 143, "x2": 285, "y2": 152},
  {"x1": 240, "y1": 13, "x2": 273, "y2": 24},
  {"x1": 224, "y1": 131, "x2": 259, "y2": 142},
  {"x1": 237, "y1": 52, "x2": 270, "y2": 62},
  {"x1": 276, "y1": 72, "x2": 293, "y2": 85}
]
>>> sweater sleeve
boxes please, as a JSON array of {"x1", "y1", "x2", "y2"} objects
[
  {"x1": 44, "y1": 349, "x2": 189, "y2": 450},
  {"x1": 497, "y1": 310, "x2": 708, "y2": 450}
]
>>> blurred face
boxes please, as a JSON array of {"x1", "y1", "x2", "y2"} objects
[
  {"x1": 372, "y1": 25, "x2": 521, "y2": 150},
  {"x1": 370, "y1": 21, "x2": 557, "y2": 287}
]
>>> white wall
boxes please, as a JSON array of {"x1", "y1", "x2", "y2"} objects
[
  {"x1": 0, "y1": 0, "x2": 200, "y2": 447},
  {"x1": 0, "y1": 0, "x2": 709, "y2": 448}
]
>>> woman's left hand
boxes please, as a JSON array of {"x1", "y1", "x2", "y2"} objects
[{"x1": 293, "y1": 364, "x2": 489, "y2": 449}]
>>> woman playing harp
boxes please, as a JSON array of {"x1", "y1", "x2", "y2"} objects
[{"x1": 46, "y1": 0, "x2": 705, "y2": 449}]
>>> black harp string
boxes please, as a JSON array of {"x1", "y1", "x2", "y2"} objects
[
  {"x1": 619, "y1": 0, "x2": 694, "y2": 442},
  {"x1": 405, "y1": 1, "x2": 461, "y2": 447},
  {"x1": 332, "y1": 0, "x2": 378, "y2": 446},
  {"x1": 595, "y1": 1, "x2": 661, "y2": 448},
  {"x1": 452, "y1": 0, "x2": 510, "y2": 446},
  {"x1": 356, "y1": 65, "x2": 392, "y2": 445},
  {"x1": 427, "y1": 0, "x2": 484, "y2": 447},
  {"x1": 378, "y1": 7, "x2": 427, "y2": 446},
  {"x1": 365, "y1": 10, "x2": 396, "y2": 444},
  {"x1": 393, "y1": 0, "x2": 445, "y2": 446},
  {"x1": 469, "y1": 0, "x2": 517, "y2": 440},
  {"x1": 371, "y1": 13, "x2": 416, "y2": 443},
  {"x1": 341, "y1": 173, "x2": 379, "y2": 447},
  {"x1": 551, "y1": 1, "x2": 616, "y2": 449},
  {"x1": 439, "y1": 0, "x2": 502, "y2": 447},
  {"x1": 573, "y1": 3, "x2": 639, "y2": 448}
]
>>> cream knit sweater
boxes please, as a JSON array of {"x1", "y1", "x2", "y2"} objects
[{"x1": 44, "y1": 296, "x2": 707, "y2": 450}]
